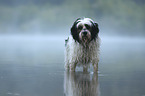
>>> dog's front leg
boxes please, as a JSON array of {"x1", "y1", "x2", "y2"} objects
[
  {"x1": 69, "y1": 62, "x2": 77, "y2": 72},
  {"x1": 65, "y1": 63, "x2": 70, "y2": 71},
  {"x1": 92, "y1": 60, "x2": 99, "y2": 72}
]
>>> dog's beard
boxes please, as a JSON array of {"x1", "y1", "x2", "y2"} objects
[
  {"x1": 79, "y1": 32, "x2": 91, "y2": 46},
  {"x1": 82, "y1": 36, "x2": 89, "y2": 43}
]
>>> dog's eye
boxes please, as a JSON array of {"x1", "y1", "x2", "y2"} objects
[
  {"x1": 85, "y1": 24, "x2": 90, "y2": 29},
  {"x1": 78, "y1": 25, "x2": 83, "y2": 30}
]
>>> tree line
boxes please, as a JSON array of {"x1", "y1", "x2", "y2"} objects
[{"x1": 0, "y1": 0, "x2": 144, "y2": 35}]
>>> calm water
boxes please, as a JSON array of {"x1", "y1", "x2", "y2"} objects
[{"x1": 0, "y1": 35, "x2": 145, "y2": 96}]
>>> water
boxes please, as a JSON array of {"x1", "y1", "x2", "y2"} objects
[{"x1": 0, "y1": 35, "x2": 145, "y2": 96}]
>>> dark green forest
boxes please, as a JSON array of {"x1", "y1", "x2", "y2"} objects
[{"x1": 0, "y1": 0, "x2": 145, "y2": 35}]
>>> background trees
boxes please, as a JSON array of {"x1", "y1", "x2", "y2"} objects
[{"x1": 0, "y1": 0, "x2": 144, "y2": 36}]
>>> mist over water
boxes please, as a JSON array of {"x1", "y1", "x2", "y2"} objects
[
  {"x1": 0, "y1": 0, "x2": 145, "y2": 96},
  {"x1": 0, "y1": 35, "x2": 64, "y2": 65},
  {"x1": 0, "y1": 34, "x2": 145, "y2": 96}
]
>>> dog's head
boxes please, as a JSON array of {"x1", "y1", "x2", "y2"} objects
[{"x1": 71, "y1": 18, "x2": 99, "y2": 44}]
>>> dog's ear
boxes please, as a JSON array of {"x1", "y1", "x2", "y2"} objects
[
  {"x1": 71, "y1": 18, "x2": 81, "y2": 32},
  {"x1": 94, "y1": 22, "x2": 99, "y2": 34},
  {"x1": 91, "y1": 22, "x2": 99, "y2": 40},
  {"x1": 71, "y1": 18, "x2": 81, "y2": 42}
]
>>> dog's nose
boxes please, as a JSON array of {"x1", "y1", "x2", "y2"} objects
[{"x1": 82, "y1": 31, "x2": 87, "y2": 36}]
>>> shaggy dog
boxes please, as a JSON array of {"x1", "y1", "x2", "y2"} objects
[{"x1": 65, "y1": 18, "x2": 100, "y2": 72}]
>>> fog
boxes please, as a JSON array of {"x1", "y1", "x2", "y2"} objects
[
  {"x1": 0, "y1": 34, "x2": 145, "y2": 96},
  {"x1": 0, "y1": 0, "x2": 145, "y2": 36},
  {"x1": 0, "y1": 0, "x2": 145, "y2": 96}
]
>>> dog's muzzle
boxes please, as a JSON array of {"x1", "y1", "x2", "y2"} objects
[
  {"x1": 82, "y1": 31, "x2": 88, "y2": 36},
  {"x1": 79, "y1": 31, "x2": 91, "y2": 43}
]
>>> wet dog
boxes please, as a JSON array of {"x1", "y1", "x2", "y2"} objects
[{"x1": 65, "y1": 18, "x2": 100, "y2": 72}]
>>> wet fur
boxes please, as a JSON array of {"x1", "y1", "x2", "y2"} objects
[{"x1": 65, "y1": 18, "x2": 100, "y2": 72}]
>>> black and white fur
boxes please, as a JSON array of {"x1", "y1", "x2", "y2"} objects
[{"x1": 65, "y1": 18, "x2": 100, "y2": 72}]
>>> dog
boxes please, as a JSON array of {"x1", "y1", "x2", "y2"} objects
[{"x1": 65, "y1": 18, "x2": 100, "y2": 72}]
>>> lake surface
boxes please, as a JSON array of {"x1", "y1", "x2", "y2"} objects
[{"x1": 0, "y1": 35, "x2": 145, "y2": 96}]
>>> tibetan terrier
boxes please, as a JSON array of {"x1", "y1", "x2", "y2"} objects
[{"x1": 65, "y1": 18, "x2": 100, "y2": 72}]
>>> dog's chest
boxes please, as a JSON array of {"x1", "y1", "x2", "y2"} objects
[{"x1": 75, "y1": 45, "x2": 92, "y2": 64}]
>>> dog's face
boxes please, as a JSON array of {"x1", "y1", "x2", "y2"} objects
[{"x1": 71, "y1": 18, "x2": 99, "y2": 44}]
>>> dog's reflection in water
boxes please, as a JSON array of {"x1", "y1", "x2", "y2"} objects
[{"x1": 64, "y1": 71, "x2": 100, "y2": 96}]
